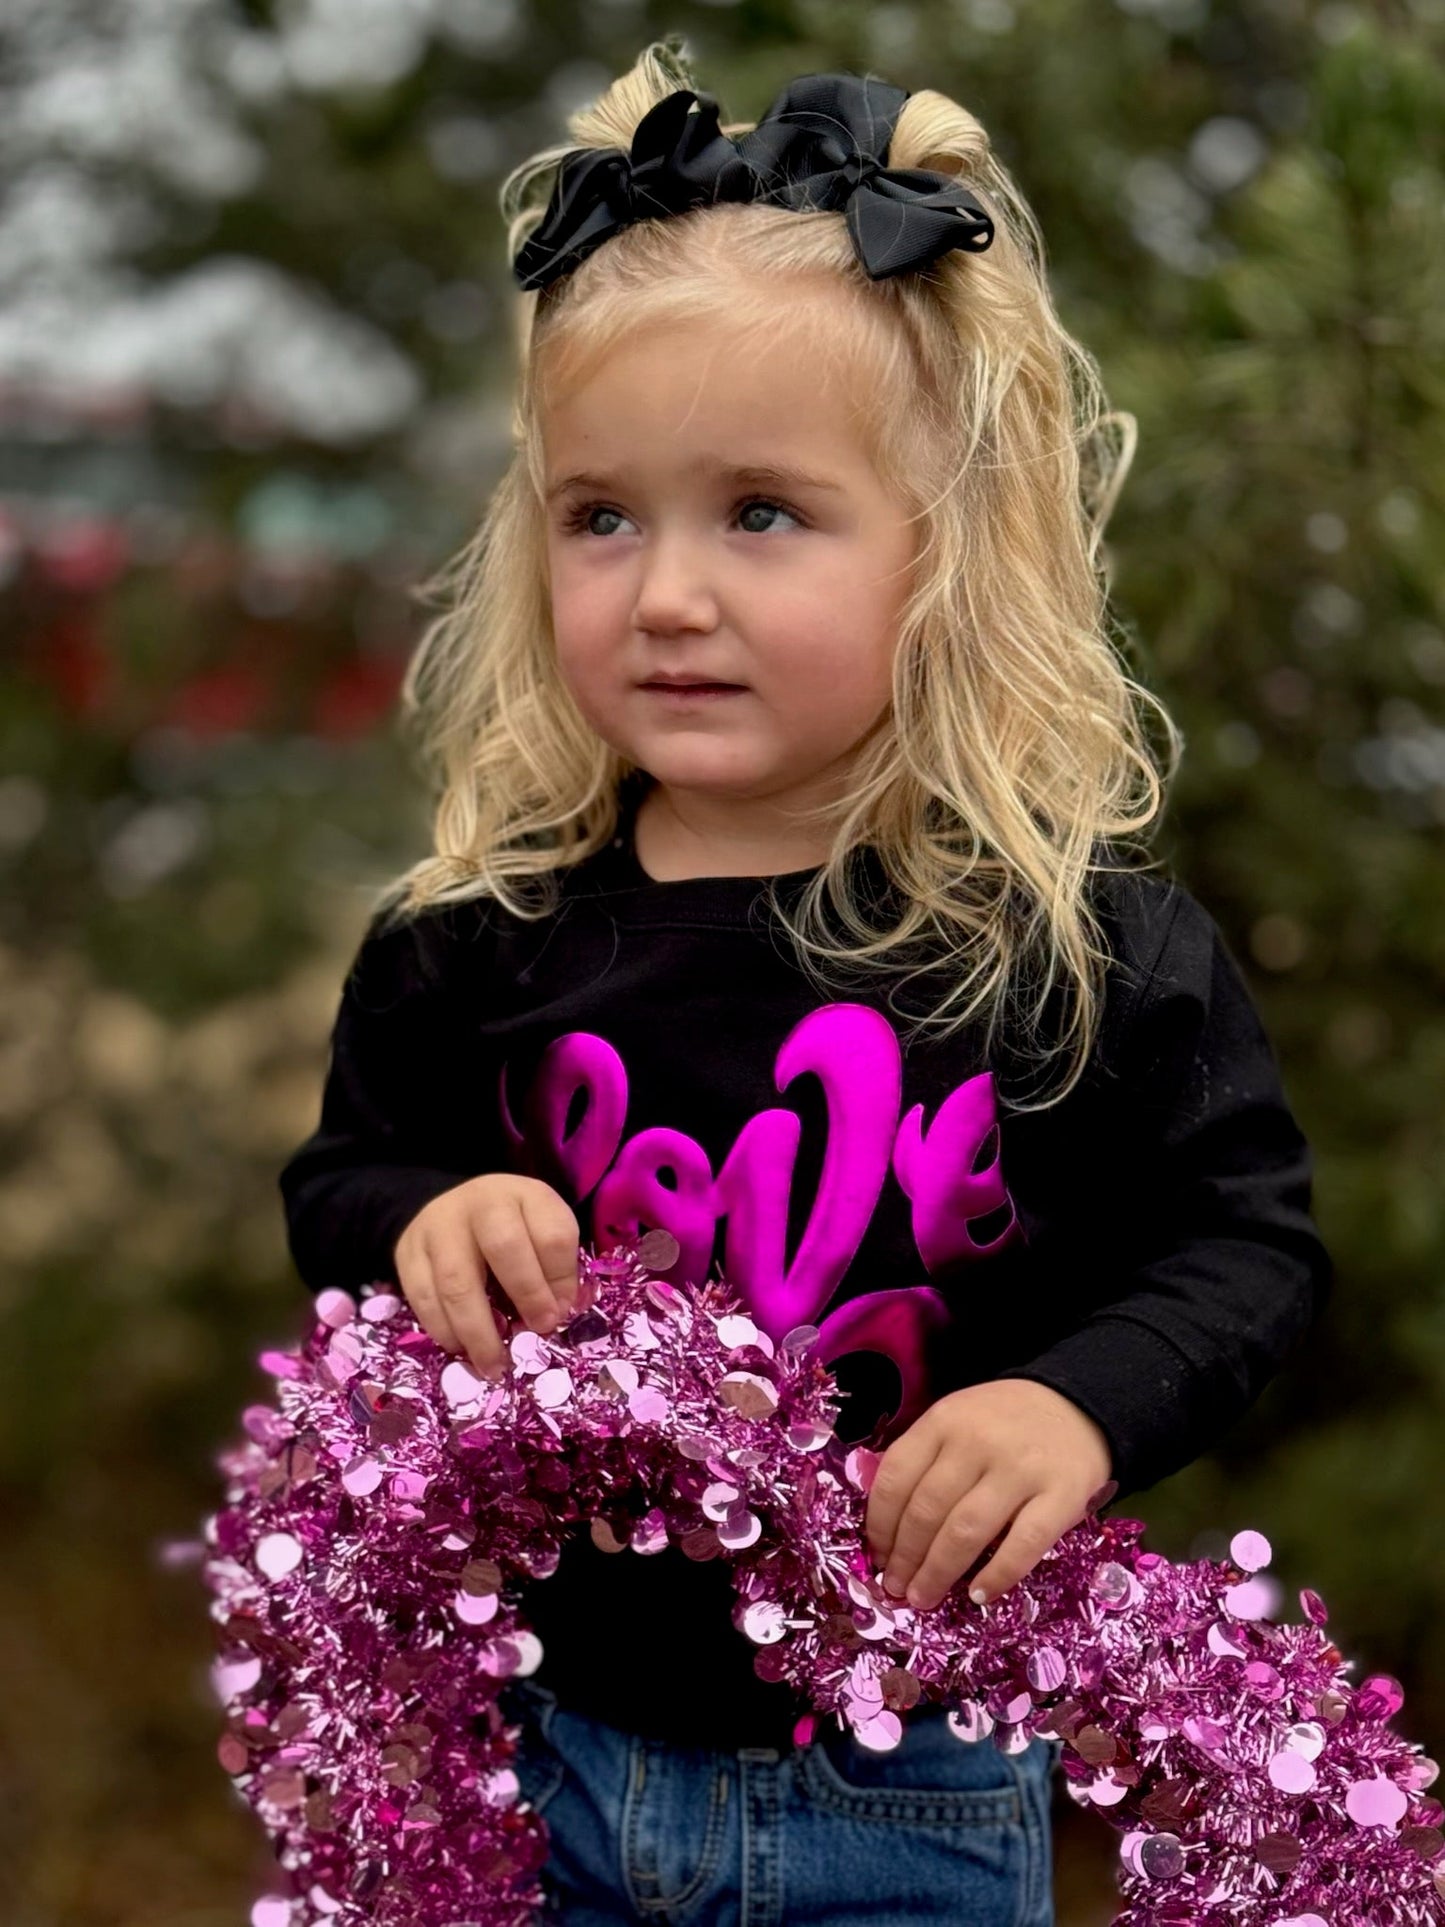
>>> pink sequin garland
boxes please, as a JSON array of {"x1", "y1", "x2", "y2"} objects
[{"x1": 193, "y1": 1232, "x2": 1445, "y2": 1927}]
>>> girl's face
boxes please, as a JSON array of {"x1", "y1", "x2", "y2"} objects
[{"x1": 540, "y1": 310, "x2": 918, "y2": 829}]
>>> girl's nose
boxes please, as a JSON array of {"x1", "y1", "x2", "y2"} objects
[{"x1": 632, "y1": 531, "x2": 719, "y2": 631}]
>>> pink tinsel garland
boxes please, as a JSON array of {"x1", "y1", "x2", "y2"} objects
[{"x1": 196, "y1": 1231, "x2": 1445, "y2": 1927}]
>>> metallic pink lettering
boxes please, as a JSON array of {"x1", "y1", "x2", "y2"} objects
[{"x1": 498, "y1": 1005, "x2": 1019, "y2": 1430}]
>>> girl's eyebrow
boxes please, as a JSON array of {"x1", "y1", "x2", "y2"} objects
[{"x1": 545, "y1": 458, "x2": 845, "y2": 501}]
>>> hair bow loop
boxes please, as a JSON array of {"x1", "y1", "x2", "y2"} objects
[
  {"x1": 513, "y1": 148, "x2": 633, "y2": 291},
  {"x1": 845, "y1": 166, "x2": 996, "y2": 280},
  {"x1": 624, "y1": 88, "x2": 759, "y2": 217}
]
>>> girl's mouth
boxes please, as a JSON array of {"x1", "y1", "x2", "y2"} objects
[{"x1": 639, "y1": 682, "x2": 747, "y2": 701}]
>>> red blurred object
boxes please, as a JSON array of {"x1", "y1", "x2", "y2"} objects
[
  {"x1": 33, "y1": 606, "x2": 116, "y2": 719},
  {"x1": 34, "y1": 514, "x2": 131, "y2": 593},
  {"x1": 159, "y1": 660, "x2": 273, "y2": 737},
  {"x1": 310, "y1": 654, "x2": 405, "y2": 740}
]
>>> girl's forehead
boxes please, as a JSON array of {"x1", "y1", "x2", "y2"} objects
[
  {"x1": 537, "y1": 283, "x2": 881, "y2": 411},
  {"x1": 538, "y1": 316, "x2": 880, "y2": 458}
]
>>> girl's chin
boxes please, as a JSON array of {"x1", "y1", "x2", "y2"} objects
[{"x1": 628, "y1": 748, "x2": 771, "y2": 783}]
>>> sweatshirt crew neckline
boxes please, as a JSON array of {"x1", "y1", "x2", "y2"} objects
[{"x1": 562, "y1": 771, "x2": 860, "y2": 926}]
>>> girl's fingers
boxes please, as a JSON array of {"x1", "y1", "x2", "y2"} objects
[
  {"x1": 475, "y1": 1197, "x2": 575, "y2": 1336},
  {"x1": 881, "y1": 1463, "x2": 1007, "y2": 1604},
  {"x1": 517, "y1": 1189, "x2": 582, "y2": 1316},
  {"x1": 425, "y1": 1235, "x2": 507, "y2": 1378},
  {"x1": 865, "y1": 1430, "x2": 945, "y2": 1574},
  {"x1": 903, "y1": 1477, "x2": 1035, "y2": 1612},
  {"x1": 397, "y1": 1249, "x2": 463, "y2": 1357},
  {"x1": 958, "y1": 1490, "x2": 1078, "y2": 1608}
]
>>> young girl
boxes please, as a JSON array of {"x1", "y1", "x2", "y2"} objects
[{"x1": 278, "y1": 39, "x2": 1332, "y2": 1926}]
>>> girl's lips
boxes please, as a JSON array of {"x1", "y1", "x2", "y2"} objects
[{"x1": 639, "y1": 682, "x2": 747, "y2": 701}]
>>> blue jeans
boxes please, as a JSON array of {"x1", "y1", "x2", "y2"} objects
[{"x1": 498, "y1": 1675, "x2": 1060, "y2": 1925}]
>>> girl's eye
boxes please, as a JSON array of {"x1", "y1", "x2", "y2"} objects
[
  {"x1": 559, "y1": 496, "x2": 803, "y2": 537},
  {"x1": 561, "y1": 502, "x2": 625, "y2": 537},
  {"x1": 736, "y1": 497, "x2": 800, "y2": 534}
]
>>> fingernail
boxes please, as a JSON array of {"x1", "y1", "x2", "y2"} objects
[
  {"x1": 907, "y1": 1586, "x2": 930, "y2": 1610},
  {"x1": 881, "y1": 1571, "x2": 906, "y2": 1597},
  {"x1": 969, "y1": 1587, "x2": 988, "y2": 1605}
]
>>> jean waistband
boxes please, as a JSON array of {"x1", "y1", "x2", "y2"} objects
[{"x1": 508, "y1": 1672, "x2": 804, "y2": 1755}]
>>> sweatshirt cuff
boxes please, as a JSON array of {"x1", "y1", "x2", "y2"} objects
[
  {"x1": 997, "y1": 1313, "x2": 1210, "y2": 1502},
  {"x1": 282, "y1": 1165, "x2": 473, "y2": 1295}
]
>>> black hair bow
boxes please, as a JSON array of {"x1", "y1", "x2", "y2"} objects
[{"x1": 512, "y1": 71, "x2": 995, "y2": 292}]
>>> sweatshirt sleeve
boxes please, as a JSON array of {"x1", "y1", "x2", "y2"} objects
[
  {"x1": 1000, "y1": 883, "x2": 1334, "y2": 1500},
  {"x1": 277, "y1": 904, "x2": 480, "y2": 1295}
]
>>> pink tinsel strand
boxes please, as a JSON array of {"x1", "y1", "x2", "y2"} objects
[{"x1": 198, "y1": 1233, "x2": 1445, "y2": 1927}]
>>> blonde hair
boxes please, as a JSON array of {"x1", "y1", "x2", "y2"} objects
[{"x1": 379, "y1": 34, "x2": 1182, "y2": 1108}]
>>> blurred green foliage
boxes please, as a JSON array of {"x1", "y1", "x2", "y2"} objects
[{"x1": 0, "y1": 2, "x2": 1441, "y2": 1921}]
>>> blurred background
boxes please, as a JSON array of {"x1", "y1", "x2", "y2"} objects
[{"x1": 1, "y1": 0, "x2": 1441, "y2": 1921}]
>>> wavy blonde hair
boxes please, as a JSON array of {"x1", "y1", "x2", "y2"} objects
[{"x1": 378, "y1": 34, "x2": 1182, "y2": 1108}]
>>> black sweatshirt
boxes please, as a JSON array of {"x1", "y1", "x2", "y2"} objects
[{"x1": 278, "y1": 776, "x2": 1332, "y2": 1750}]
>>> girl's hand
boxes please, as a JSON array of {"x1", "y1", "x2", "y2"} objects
[
  {"x1": 392, "y1": 1173, "x2": 582, "y2": 1381},
  {"x1": 864, "y1": 1378, "x2": 1113, "y2": 1612}
]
